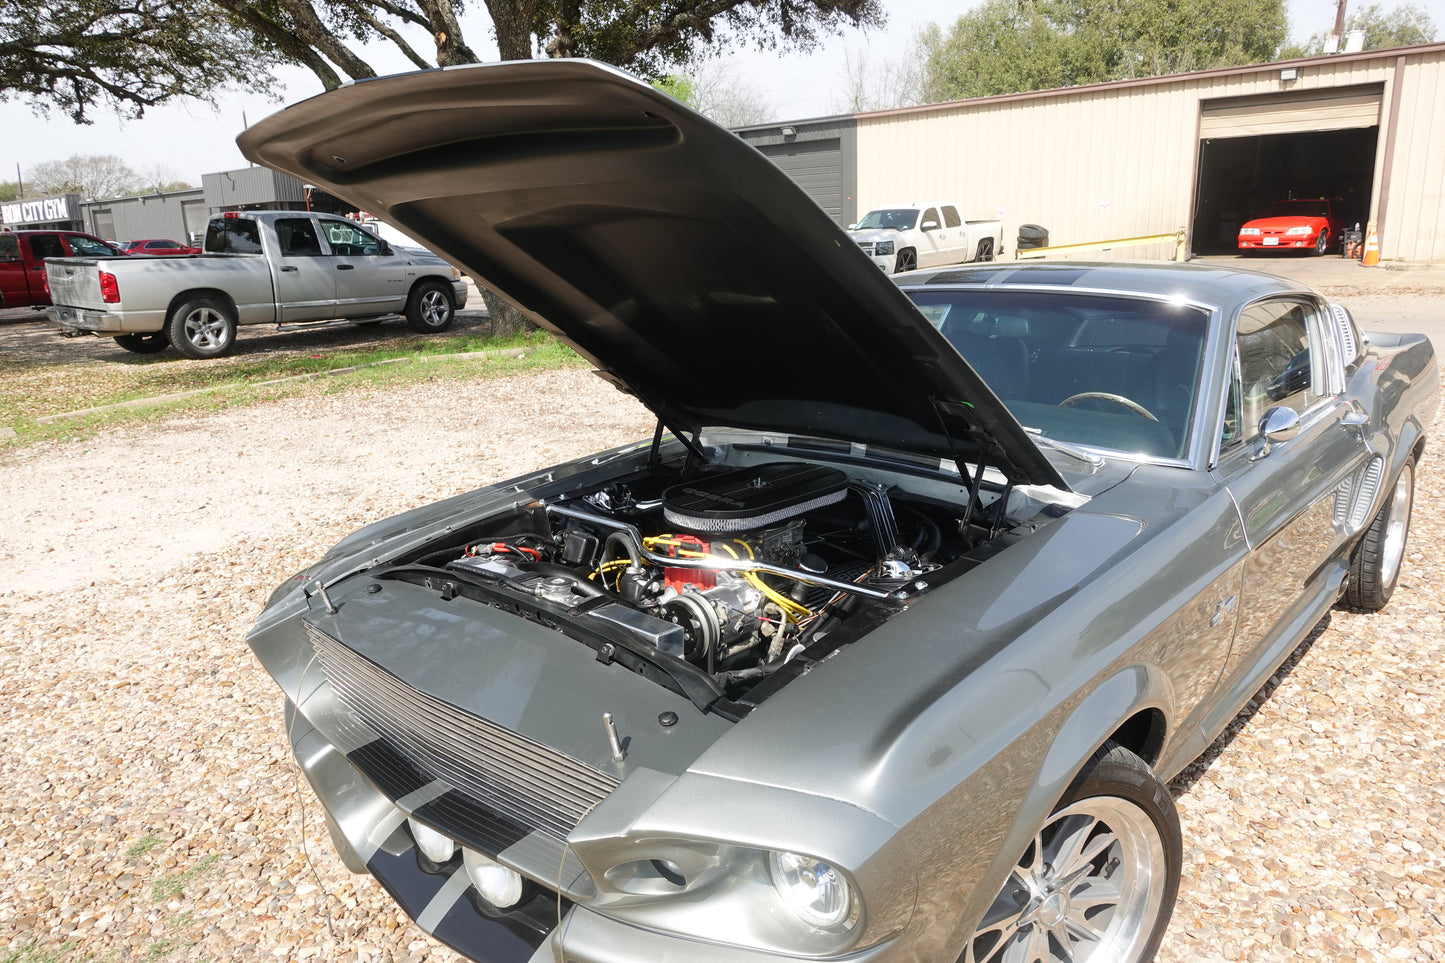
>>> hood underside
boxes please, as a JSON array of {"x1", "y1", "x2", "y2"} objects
[{"x1": 236, "y1": 59, "x2": 1065, "y2": 490}]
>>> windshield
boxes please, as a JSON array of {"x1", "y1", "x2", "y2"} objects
[
  {"x1": 1261, "y1": 200, "x2": 1329, "y2": 218},
  {"x1": 907, "y1": 289, "x2": 1210, "y2": 460},
  {"x1": 855, "y1": 208, "x2": 919, "y2": 231}
]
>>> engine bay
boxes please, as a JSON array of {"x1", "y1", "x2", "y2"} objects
[{"x1": 395, "y1": 460, "x2": 1017, "y2": 711}]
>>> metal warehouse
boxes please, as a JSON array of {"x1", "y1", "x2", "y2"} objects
[{"x1": 738, "y1": 42, "x2": 1445, "y2": 263}]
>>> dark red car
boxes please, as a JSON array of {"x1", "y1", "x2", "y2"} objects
[
  {"x1": 120, "y1": 238, "x2": 202, "y2": 256},
  {"x1": 0, "y1": 230, "x2": 127, "y2": 309},
  {"x1": 1237, "y1": 199, "x2": 1342, "y2": 255}
]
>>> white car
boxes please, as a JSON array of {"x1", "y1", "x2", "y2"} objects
[{"x1": 847, "y1": 203, "x2": 1003, "y2": 274}]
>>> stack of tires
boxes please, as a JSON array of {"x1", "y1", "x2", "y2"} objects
[{"x1": 1017, "y1": 224, "x2": 1050, "y2": 251}]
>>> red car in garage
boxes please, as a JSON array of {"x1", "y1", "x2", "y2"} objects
[{"x1": 1237, "y1": 199, "x2": 1342, "y2": 255}]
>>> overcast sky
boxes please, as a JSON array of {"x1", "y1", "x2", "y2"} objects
[{"x1": 2, "y1": 0, "x2": 1439, "y2": 192}]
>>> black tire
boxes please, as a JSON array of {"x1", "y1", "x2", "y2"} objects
[
  {"x1": 976, "y1": 238, "x2": 995, "y2": 262},
  {"x1": 1345, "y1": 456, "x2": 1415, "y2": 611},
  {"x1": 1313, "y1": 230, "x2": 1329, "y2": 256},
  {"x1": 894, "y1": 248, "x2": 918, "y2": 274},
  {"x1": 405, "y1": 280, "x2": 455, "y2": 333},
  {"x1": 113, "y1": 331, "x2": 171, "y2": 354},
  {"x1": 960, "y1": 742, "x2": 1181, "y2": 963},
  {"x1": 166, "y1": 296, "x2": 237, "y2": 359}
]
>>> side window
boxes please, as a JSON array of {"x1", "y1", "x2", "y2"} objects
[
  {"x1": 206, "y1": 218, "x2": 263, "y2": 253},
  {"x1": 30, "y1": 234, "x2": 64, "y2": 259},
  {"x1": 941, "y1": 206, "x2": 962, "y2": 228},
  {"x1": 1234, "y1": 299, "x2": 1325, "y2": 440},
  {"x1": 320, "y1": 219, "x2": 383, "y2": 256},
  {"x1": 920, "y1": 207, "x2": 940, "y2": 230},
  {"x1": 66, "y1": 236, "x2": 120, "y2": 257},
  {"x1": 0, "y1": 235, "x2": 19, "y2": 260},
  {"x1": 275, "y1": 218, "x2": 323, "y2": 256}
]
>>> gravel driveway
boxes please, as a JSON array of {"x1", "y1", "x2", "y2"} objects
[{"x1": 3, "y1": 271, "x2": 1444, "y2": 961}]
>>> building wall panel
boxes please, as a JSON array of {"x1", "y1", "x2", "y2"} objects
[{"x1": 856, "y1": 49, "x2": 1444, "y2": 261}]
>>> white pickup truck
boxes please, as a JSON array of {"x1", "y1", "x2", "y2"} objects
[
  {"x1": 847, "y1": 203, "x2": 1003, "y2": 275},
  {"x1": 45, "y1": 210, "x2": 468, "y2": 358}
]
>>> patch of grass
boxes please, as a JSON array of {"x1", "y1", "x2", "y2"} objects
[
  {"x1": 1, "y1": 945, "x2": 79, "y2": 963},
  {"x1": 150, "y1": 853, "x2": 220, "y2": 902},
  {"x1": 1, "y1": 329, "x2": 584, "y2": 450},
  {"x1": 124, "y1": 833, "x2": 167, "y2": 861}
]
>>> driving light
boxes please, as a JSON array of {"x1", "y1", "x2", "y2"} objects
[
  {"x1": 874, "y1": 239, "x2": 895, "y2": 256},
  {"x1": 464, "y1": 848, "x2": 525, "y2": 908},
  {"x1": 408, "y1": 818, "x2": 456, "y2": 864},
  {"x1": 769, "y1": 851, "x2": 856, "y2": 929},
  {"x1": 1286, "y1": 226, "x2": 1312, "y2": 236}
]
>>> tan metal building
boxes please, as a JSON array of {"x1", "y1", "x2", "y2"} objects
[{"x1": 839, "y1": 43, "x2": 1445, "y2": 263}]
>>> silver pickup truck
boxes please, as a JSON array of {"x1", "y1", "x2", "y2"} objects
[{"x1": 46, "y1": 210, "x2": 468, "y2": 358}]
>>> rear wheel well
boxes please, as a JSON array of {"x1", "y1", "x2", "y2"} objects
[
  {"x1": 1107, "y1": 709, "x2": 1167, "y2": 767},
  {"x1": 166, "y1": 288, "x2": 237, "y2": 322}
]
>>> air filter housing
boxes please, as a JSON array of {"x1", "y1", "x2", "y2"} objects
[{"x1": 663, "y1": 463, "x2": 848, "y2": 532}]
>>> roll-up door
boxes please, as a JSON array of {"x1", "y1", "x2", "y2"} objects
[
  {"x1": 760, "y1": 139, "x2": 843, "y2": 222},
  {"x1": 1200, "y1": 85, "x2": 1383, "y2": 139}
]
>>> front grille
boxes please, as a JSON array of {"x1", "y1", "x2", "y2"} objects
[{"x1": 305, "y1": 621, "x2": 618, "y2": 841}]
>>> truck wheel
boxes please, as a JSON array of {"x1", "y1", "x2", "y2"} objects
[
  {"x1": 167, "y1": 296, "x2": 237, "y2": 359},
  {"x1": 406, "y1": 281, "x2": 455, "y2": 333},
  {"x1": 113, "y1": 332, "x2": 171, "y2": 354},
  {"x1": 895, "y1": 249, "x2": 917, "y2": 273},
  {"x1": 976, "y1": 238, "x2": 995, "y2": 262}
]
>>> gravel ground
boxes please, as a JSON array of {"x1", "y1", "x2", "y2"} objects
[{"x1": 3, "y1": 353, "x2": 1444, "y2": 960}]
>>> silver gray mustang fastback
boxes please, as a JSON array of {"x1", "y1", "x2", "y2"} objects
[{"x1": 238, "y1": 60, "x2": 1438, "y2": 963}]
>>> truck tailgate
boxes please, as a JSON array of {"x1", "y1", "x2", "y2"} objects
[{"x1": 45, "y1": 258, "x2": 106, "y2": 310}]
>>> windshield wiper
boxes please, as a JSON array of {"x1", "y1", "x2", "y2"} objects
[{"x1": 1025, "y1": 430, "x2": 1106, "y2": 468}]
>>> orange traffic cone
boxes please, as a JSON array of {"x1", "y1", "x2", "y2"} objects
[{"x1": 1363, "y1": 226, "x2": 1379, "y2": 266}]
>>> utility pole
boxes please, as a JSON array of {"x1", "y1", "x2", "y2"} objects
[{"x1": 1326, "y1": 0, "x2": 1348, "y2": 52}]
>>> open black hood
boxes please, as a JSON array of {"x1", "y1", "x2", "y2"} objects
[{"x1": 237, "y1": 60, "x2": 1066, "y2": 490}]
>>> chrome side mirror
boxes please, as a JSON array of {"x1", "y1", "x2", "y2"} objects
[{"x1": 1251, "y1": 406, "x2": 1301, "y2": 460}]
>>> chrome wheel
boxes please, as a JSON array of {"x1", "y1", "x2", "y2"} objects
[
  {"x1": 166, "y1": 295, "x2": 237, "y2": 358},
  {"x1": 405, "y1": 280, "x2": 455, "y2": 332},
  {"x1": 419, "y1": 289, "x2": 449, "y2": 326},
  {"x1": 964, "y1": 798, "x2": 1169, "y2": 963},
  {"x1": 183, "y1": 307, "x2": 230, "y2": 350},
  {"x1": 1380, "y1": 461, "x2": 1414, "y2": 588}
]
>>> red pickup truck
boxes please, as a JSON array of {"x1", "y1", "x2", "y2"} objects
[{"x1": 1, "y1": 230, "x2": 127, "y2": 309}]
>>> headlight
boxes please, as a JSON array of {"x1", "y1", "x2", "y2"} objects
[
  {"x1": 1286, "y1": 225, "x2": 1312, "y2": 236},
  {"x1": 769, "y1": 851, "x2": 858, "y2": 930},
  {"x1": 874, "y1": 239, "x2": 895, "y2": 256},
  {"x1": 1239, "y1": 227, "x2": 1261, "y2": 236}
]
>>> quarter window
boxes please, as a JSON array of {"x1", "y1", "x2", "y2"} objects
[{"x1": 942, "y1": 206, "x2": 962, "y2": 228}]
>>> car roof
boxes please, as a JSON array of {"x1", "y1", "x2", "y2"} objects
[{"x1": 899, "y1": 260, "x2": 1312, "y2": 313}]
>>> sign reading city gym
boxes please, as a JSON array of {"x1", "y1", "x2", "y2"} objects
[{"x1": 2, "y1": 196, "x2": 73, "y2": 225}]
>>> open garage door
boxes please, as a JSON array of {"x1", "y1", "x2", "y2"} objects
[
  {"x1": 1192, "y1": 86, "x2": 1381, "y2": 255},
  {"x1": 760, "y1": 139, "x2": 843, "y2": 223}
]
